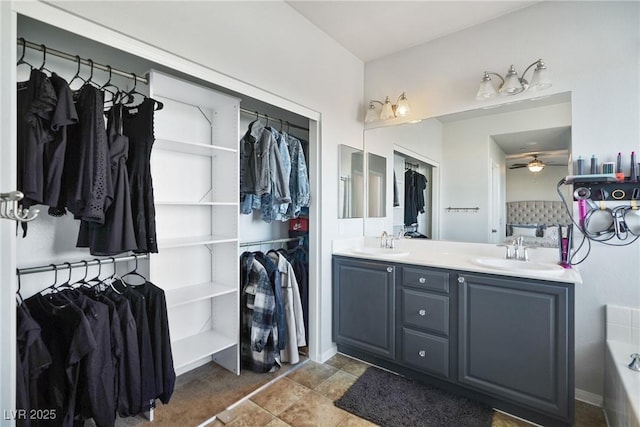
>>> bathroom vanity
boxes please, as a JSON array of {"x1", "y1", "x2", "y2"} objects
[{"x1": 332, "y1": 238, "x2": 580, "y2": 427}]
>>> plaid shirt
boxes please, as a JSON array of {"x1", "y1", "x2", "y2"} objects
[{"x1": 240, "y1": 252, "x2": 280, "y2": 373}]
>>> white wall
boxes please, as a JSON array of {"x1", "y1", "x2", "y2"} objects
[
  {"x1": 506, "y1": 166, "x2": 568, "y2": 202},
  {"x1": 365, "y1": 1, "x2": 640, "y2": 400},
  {"x1": 4, "y1": 0, "x2": 364, "y2": 368}
]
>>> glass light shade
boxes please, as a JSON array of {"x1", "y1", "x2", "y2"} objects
[
  {"x1": 527, "y1": 159, "x2": 545, "y2": 172},
  {"x1": 395, "y1": 93, "x2": 411, "y2": 116},
  {"x1": 476, "y1": 73, "x2": 498, "y2": 100},
  {"x1": 529, "y1": 63, "x2": 552, "y2": 91},
  {"x1": 364, "y1": 103, "x2": 378, "y2": 123},
  {"x1": 500, "y1": 65, "x2": 524, "y2": 95},
  {"x1": 379, "y1": 97, "x2": 395, "y2": 120}
]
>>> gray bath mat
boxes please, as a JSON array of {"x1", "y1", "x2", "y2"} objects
[{"x1": 334, "y1": 367, "x2": 494, "y2": 427}]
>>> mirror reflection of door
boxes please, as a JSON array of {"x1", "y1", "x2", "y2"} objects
[{"x1": 393, "y1": 151, "x2": 432, "y2": 239}]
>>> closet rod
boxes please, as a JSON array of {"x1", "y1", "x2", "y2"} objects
[
  {"x1": 17, "y1": 38, "x2": 148, "y2": 85},
  {"x1": 16, "y1": 254, "x2": 149, "y2": 276},
  {"x1": 240, "y1": 107, "x2": 309, "y2": 132},
  {"x1": 239, "y1": 236, "x2": 304, "y2": 247}
]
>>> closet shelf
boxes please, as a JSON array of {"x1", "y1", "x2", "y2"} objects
[
  {"x1": 166, "y1": 281, "x2": 236, "y2": 308},
  {"x1": 172, "y1": 330, "x2": 236, "y2": 370},
  {"x1": 157, "y1": 235, "x2": 237, "y2": 249},
  {"x1": 155, "y1": 138, "x2": 237, "y2": 156}
]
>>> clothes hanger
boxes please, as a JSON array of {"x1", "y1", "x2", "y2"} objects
[
  {"x1": 87, "y1": 258, "x2": 103, "y2": 285},
  {"x1": 72, "y1": 260, "x2": 93, "y2": 289},
  {"x1": 39, "y1": 264, "x2": 59, "y2": 296},
  {"x1": 16, "y1": 270, "x2": 24, "y2": 306},
  {"x1": 120, "y1": 73, "x2": 163, "y2": 111},
  {"x1": 36, "y1": 44, "x2": 54, "y2": 76},
  {"x1": 106, "y1": 257, "x2": 125, "y2": 294},
  {"x1": 100, "y1": 65, "x2": 120, "y2": 107},
  {"x1": 121, "y1": 254, "x2": 147, "y2": 286},
  {"x1": 16, "y1": 38, "x2": 32, "y2": 70},
  {"x1": 68, "y1": 55, "x2": 88, "y2": 90}
]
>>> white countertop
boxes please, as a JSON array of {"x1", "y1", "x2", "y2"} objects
[{"x1": 332, "y1": 237, "x2": 582, "y2": 284}]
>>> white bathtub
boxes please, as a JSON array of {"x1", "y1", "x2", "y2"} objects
[{"x1": 604, "y1": 340, "x2": 640, "y2": 427}]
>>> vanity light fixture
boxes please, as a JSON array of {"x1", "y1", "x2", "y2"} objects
[
  {"x1": 527, "y1": 157, "x2": 545, "y2": 173},
  {"x1": 476, "y1": 59, "x2": 552, "y2": 100},
  {"x1": 365, "y1": 92, "x2": 411, "y2": 123}
]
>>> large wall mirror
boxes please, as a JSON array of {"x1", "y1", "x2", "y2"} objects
[
  {"x1": 364, "y1": 92, "x2": 572, "y2": 244},
  {"x1": 338, "y1": 145, "x2": 364, "y2": 218}
]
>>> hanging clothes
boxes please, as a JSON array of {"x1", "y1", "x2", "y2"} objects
[
  {"x1": 65, "y1": 84, "x2": 113, "y2": 224},
  {"x1": 16, "y1": 303, "x2": 52, "y2": 427},
  {"x1": 128, "y1": 281, "x2": 176, "y2": 405},
  {"x1": 100, "y1": 288, "x2": 142, "y2": 417},
  {"x1": 240, "y1": 120, "x2": 309, "y2": 222},
  {"x1": 23, "y1": 293, "x2": 97, "y2": 427},
  {"x1": 123, "y1": 98, "x2": 158, "y2": 254},
  {"x1": 404, "y1": 168, "x2": 428, "y2": 226},
  {"x1": 16, "y1": 69, "x2": 57, "y2": 212},
  {"x1": 267, "y1": 250, "x2": 306, "y2": 364},
  {"x1": 240, "y1": 251, "x2": 280, "y2": 373},
  {"x1": 77, "y1": 104, "x2": 137, "y2": 255},
  {"x1": 105, "y1": 280, "x2": 156, "y2": 412},
  {"x1": 46, "y1": 73, "x2": 77, "y2": 213}
]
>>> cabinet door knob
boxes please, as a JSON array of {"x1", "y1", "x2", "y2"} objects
[
  {"x1": 386, "y1": 267, "x2": 393, "y2": 273},
  {"x1": 419, "y1": 277, "x2": 426, "y2": 284},
  {"x1": 419, "y1": 350, "x2": 426, "y2": 357},
  {"x1": 458, "y1": 277, "x2": 465, "y2": 284},
  {"x1": 419, "y1": 309, "x2": 426, "y2": 316}
]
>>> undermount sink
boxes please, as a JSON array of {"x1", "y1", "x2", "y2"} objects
[
  {"x1": 471, "y1": 257, "x2": 565, "y2": 276},
  {"x1": 351, "y1": 247, "x2": 410, "y2": 257}
]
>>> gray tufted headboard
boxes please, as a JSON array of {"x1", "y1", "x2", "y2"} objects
[{"x1": 506, "y1": 200, "x2": 571, "y2": 226}]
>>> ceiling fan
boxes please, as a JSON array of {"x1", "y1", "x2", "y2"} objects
[{"x1": 509, "y1": 154, "x2": 556, "y2": 172}]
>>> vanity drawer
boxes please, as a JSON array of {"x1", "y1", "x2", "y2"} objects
[
  {"x1": 402, "y1": 328, "x2": 449, "y2": 378},
  {"x1": 402, "y1": 267, "x2": 449, "y2": 293},
  {"x1": 402, "y1": 289, "x2": 449, "y2": 335}
]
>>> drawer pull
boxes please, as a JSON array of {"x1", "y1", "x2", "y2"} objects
[
  {"x1": 458, "y1": 276, "x2": 465, "y2": 284},
  {"x1": 419, "y1": 277, "x2": 426, "y2": 284},
  {"x1": 419, "y1": 350, "x2": 426, "y2": 357},
  {"x1": 387, "y1": 267, "x2": 393, "y2": 273},
  {"x1": 418, "y1": 309, "x2": 427, "y2": 316}
]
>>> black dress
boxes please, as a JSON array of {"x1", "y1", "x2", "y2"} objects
[
  {"x1": 123, "y1": 98, "x2": 158, "y2": 253},
  {"x1": 77, "y1": 104, "x2": 137, "y2": 255}
]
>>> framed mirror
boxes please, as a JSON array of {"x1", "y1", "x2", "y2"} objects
[
  {"x1": 367, "y1": 152, "x2": 387, "y2": 217},
  {"x1": 338, "y1": 145, "x2": 364, "y2": 218}
]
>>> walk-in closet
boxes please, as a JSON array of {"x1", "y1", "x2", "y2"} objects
[{"x1": 3, "y1": 9, "x2": 317, "y2": 426}]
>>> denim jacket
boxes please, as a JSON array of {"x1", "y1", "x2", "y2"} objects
[{"x1": 286, "y1": 135, "x2": 310, "y2": 218}]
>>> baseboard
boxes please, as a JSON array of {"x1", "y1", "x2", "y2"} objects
[
  {"x1": 319, "y1": 344, "x2": 338, "y2": 363},
  {"x1": 575, "y1": 388, "x2": 603, "y2": 407}
]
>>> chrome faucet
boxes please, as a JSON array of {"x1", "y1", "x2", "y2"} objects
[
  {"x1": 497, "y1": 236, "x2": 530, "y2": 261},
  {"x1": 629, "y1": 353, "x2": 640, "y2": 372},
  {"x1": 380, "y1": 231, "x2": 388, "y2": 248},
  {"x1": 380, "y1": 231, "x2": 395, "y2": 249}
]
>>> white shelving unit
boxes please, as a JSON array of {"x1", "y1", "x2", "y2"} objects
[{"x1": 148, "y1": 70, "x2": 240, "y2": 376}]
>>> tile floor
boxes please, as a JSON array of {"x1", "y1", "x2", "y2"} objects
[
  {"x1": 108, "y1": 353, "x2": 607, "y2": 426},
  {"x1": 209, "y1": 354, "x2": 608, "y2": 427}
]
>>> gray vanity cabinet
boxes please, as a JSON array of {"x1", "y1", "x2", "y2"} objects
[
  {"x1": 332, "y1": 255, "x2": 575, "y2": 427},
  {"x1": 457, "y1": 273, "x2": 574, "y2": 422},
  {"x1": 332, "y1": 257, "x2": 396, "y2": 359}
]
